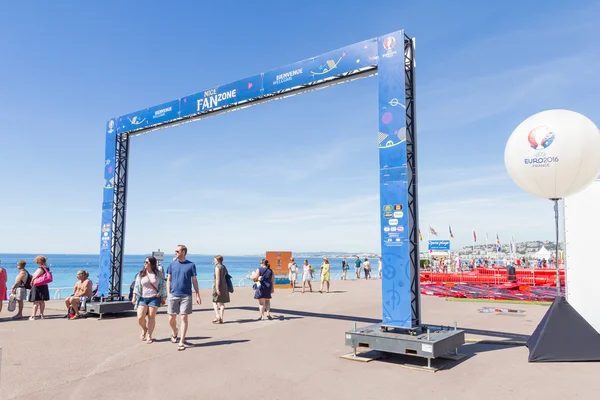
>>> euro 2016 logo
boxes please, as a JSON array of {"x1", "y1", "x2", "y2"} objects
[
  {"x1": 524, "y1": 126, "x2": 559, "y2": 167},
  {"x1": 528, "y1": 126, "x2": 555, "y2": 150},
  {"x1": 383, "y1": 36, "x2": 396, "y2": 50}
]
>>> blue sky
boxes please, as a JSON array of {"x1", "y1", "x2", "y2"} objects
[{"x1": 1, "y1": 0, "x2": 599, "y2": 255}]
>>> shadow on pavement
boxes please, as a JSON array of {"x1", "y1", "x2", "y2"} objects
[
  {"x1": 189, "y1": 339, "x2": 250, "y2": 348},
  {"x1": 233, "y1": 306, "x2": 380, "y2": 324},
  {"x1": 460, "y1": 327, "x2": 530, "y2": 342}
]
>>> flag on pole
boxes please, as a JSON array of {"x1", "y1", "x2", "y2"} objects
[
  {"x1": 472, "y1": 230, "x2": 477, "y2": 242},
  {"x1": 429, "y1": 226, "x2": 438, "y2": 236},
  {"x1": 496, "y1": 233, "x2": 501, "y2": 252},
  {"x1": 418, "y1": 229, "x2": 423, "y2": 241},
  {"x1": 449, "y1": 225, "x2": 454, "y2": 239}
]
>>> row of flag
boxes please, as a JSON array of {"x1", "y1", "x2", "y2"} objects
[{"x1": 416, "y1": 226, "x2": 517, "y2": 253}]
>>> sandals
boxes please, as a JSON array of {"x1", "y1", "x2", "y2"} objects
[
  {"x1": 171, "y1": 332, "x2": 178, "y2": 344},
  {"x1": 141, "y1": 330, "x2": 148, "y2": 341},
  {"x1": 177, "y1": 343, "x2": 185, "y2": 351},
  {"x1": 146, "y1": 337, "x2": 153, "y2": 344},
  {"x1": 212, "y1": 317, "x2": 223, "y2": 324}
]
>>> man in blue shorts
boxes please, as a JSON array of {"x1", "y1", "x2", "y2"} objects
[{"x1": 167, "y1": 244, "x2": 201, "y2": 351}]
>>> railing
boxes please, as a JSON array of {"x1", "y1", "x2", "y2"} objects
[{"x1": 44, "y1": 274, "x2": 378, "y2": 300}]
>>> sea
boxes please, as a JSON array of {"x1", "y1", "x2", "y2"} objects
[{"x1": 0, "y1": 254, "x2": 352, "y2": 300}]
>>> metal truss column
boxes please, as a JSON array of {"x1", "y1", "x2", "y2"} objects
[
  {"x1": 404, "y1": 36, "x2": 421, "y2": 327},
  {"x1": 110, "y1": 133, "x2": 130, "y2": 299}
]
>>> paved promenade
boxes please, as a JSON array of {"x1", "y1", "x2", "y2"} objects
[{"x1": 0, "y1": 279, "x2": 597, "y2": 399}]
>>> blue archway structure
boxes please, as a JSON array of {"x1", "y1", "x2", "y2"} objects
[{"x1": 98, "y1": 30, "x2": 423, "y2": 330}]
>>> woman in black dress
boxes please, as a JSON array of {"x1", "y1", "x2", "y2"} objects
[
  {"x1": 29, "y1": 255, "x2": 51, "y2": 320},
  {"x1": 251, "y1": 259, "x2": 274, "y2": 320},
  {"x1": 212, "y1": 255, "x2": 230, "y2": 324}
]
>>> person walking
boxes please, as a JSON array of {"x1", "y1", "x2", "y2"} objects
[
  {"x1": 301, "y1": 259, "x2": 313, "y2": 293},
  {"x1": 363, "y1": 258, "x2": 371, "y2": 280},
  {"x1": 132, "y1": 257, "x2": 164, "y2": 343},
  {"x1": 251, "y1": 259, "x2": 274, "y2": 320},
  {"x1": 212, "y1": 255, "x2": 230, "y2": 324},
  {"x1": 354, "y1": 256, "x2": 362, "y2": 279},
  {"x1": 319, "y1": 257, "x2": 331, "y2": 293},
  {"x1": 167, "y1": 245, "x2": 201, "y2": 351},
  {"x1": 341, "y1": 257, "x2": 348, "y2": 280},
  {"x1": 288, "y1": 257, "x2": 299, "y2": 292}
]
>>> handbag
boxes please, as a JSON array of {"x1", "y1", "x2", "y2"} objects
[
  {"x1": 7, "y1": 294, "x2": 16, "y2": 312},
  {"x1": 33, "y1": 267, "x2": 53, "y2": 286}
]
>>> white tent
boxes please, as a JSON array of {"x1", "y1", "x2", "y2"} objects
[{"x1": 534, "y1": 246, "x2": 552, "y2": 259}]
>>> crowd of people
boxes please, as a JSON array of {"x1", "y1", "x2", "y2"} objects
[{"x1": 0, "y1": 247, "x2": 381, "y2": 350}]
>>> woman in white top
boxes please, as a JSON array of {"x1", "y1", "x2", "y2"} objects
[
  {"x1": 131, "y1": 256, "x2": 165, "y2": 344},
  {"x1": 301, "y1": 260, "x2": 313, "y2": 293},
  {"x1": 288, "y1": 258, "x2": 299, "y2": 293}
]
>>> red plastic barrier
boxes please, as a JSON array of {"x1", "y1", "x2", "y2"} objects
[{"x1": 420, "y1": 267, "x2": 565, "y2": 286}]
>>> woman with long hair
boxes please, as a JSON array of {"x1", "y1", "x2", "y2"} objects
[
  {"x1": 131, "y1": 256, "x2": 165, "y2": 343},
  {"x1": 251, "y1": 259, "x2": 274, "y2": 320}
]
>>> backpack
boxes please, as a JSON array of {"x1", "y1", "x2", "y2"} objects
[
  {"x1": 24, "y1": 271, "x2": 33, "y2": 290},
  {"x1": 223, "y1": 266, "x2": 234, "y2": 293},
  {"x1": 128, "y1": 274, "x2": 137, "y2": 301}
]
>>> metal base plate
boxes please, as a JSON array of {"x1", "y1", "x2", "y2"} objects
[
  {"x1": 86, "y1": 300, "x2": 134, "y2": 319},
  {"x1": 345, "y1": 323, "x2": 465, "y2": 361}
]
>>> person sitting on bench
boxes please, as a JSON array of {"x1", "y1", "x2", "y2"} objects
[{"x1": 65, "y1": 270, "x2": 93, "y2": 319}]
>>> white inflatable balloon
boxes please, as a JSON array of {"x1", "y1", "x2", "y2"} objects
[{"x1": 504, "y1": 109, "x2": 600, "y2": 199}]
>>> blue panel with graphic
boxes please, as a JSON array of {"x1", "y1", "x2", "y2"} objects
[
  {"x1": 103, "y1": 119, "x2": 117, "y2": 203},
  {"x1": 117, "y1": 109, "x2": 149, "y2": 133},
  {"x1": 179, "y1": 74, "x2": 263, "y2": 118},
  {"x1": 98, "y1": 117, "x2": 117, "y2": 297},
  {"x1": 147, "y1": 99, "x2": 181, "y2": 127},
  {"x1": 262, "y1": 38, "x2": 378, "y2": 95},
  {"x1": 377, "y1": 30, "x2": 412, "y2": 329},
  {"x1": 428, "y1": 240, "x2": 450, "y2": 251}
]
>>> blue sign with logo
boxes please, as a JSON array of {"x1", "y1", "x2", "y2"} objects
[
  {"x1": 377, "y1": 30, "x2": 411, "y2": 329},
  {"x1": 98, "y1": 118, "x2": 117, "y2": 297},
  {"x1": 180, "y1": 74, "x2": 263, "y2": 118},
  {"x1": 147, "y1": 100, "x2": 180, "y2": 128},
  {"x1": 103, "y1": 119, "x2": 117, "y2": 203},
  {"x1": 262, "y1": 38, "x2": 377, "y2": 95},
  {"x1": 428, "y1": 240, "x2": 451, "y2": 251}
]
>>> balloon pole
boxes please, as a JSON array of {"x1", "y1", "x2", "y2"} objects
[{"x1": 551, "y1": 198, "x2": 561, "y2": 297}]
